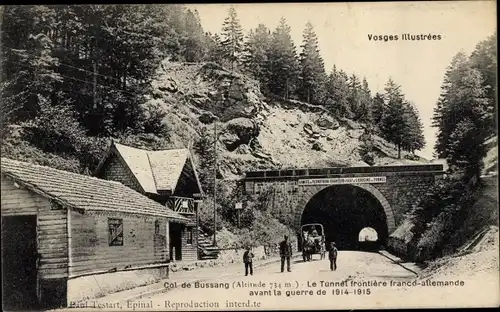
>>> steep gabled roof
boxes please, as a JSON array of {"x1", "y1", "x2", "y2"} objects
[
  {"x1": 148, "y1": 149, "x2": 190, "y2": 192},
  {"x1": 95, "y1": 142, "x2": 203, "y2": 196},
  {"x1": 114, "y1": 143, "x2": 158, "y2": 194},
  {"x1": 1, "y1": 158, "x2": 191, "y2": 223}
]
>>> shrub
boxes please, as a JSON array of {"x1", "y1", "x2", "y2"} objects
[
  {"x1": 141, "y1": 102, "x2": 169, "y2": 136},
  {"x1": 410, "y1": 171, "x2": 477, "y2": 261}
]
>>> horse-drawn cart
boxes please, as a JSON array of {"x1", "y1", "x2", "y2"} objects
[{"x1": 300, "y1": 223, "x2": 326, "y2": 261}]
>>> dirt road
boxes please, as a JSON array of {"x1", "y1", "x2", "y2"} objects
[{"x1": 75, "y1": 251, "x2": 498, "y2": 311}]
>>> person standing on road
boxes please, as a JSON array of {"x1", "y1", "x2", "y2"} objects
[
  {"x1": 279, "y1": 235, "x2": 293, "y2": 273},
  {"x1": 243, "y1": 246, "x2": 254, "y2": 276},
  {"x1": 329, "y1": 242, "x2": 338, "y2": 271}
]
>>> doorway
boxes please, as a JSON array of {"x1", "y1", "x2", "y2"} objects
[
  {"x1": 2, "y1": 215, "x2": 39, "y2": 310},
  {"x1": 169, "y1": 223, "x2": 182, "y2": 261}
]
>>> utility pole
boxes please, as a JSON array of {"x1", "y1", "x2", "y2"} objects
[
  {"x1": 213, "y1": 119, "x2": 218, "y2": 246},
  {"x1": 235, "y1": 202, "x2": 242, "y2": 228},
  {"x1": 92, "y1": 6, "x2": 99, "y2": 110},
  {"x1": 285, "y1": 78, "x2": 289, "y2": 100},
  {"x1": 93, "y1": 62, "x2": 97, "y2": 109}
]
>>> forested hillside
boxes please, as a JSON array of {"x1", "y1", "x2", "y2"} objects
[
  {"x1": 388, "y1": 32, "x2": 497, "y2": 263},
  {"x1": 1, "y1": 5, "x2": 495, "y2": 249}
]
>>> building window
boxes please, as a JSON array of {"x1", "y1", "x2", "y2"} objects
[
  {"x1": 108, "y1": 218, "x2": 123, "y2": 246},
  {"x1": 186, "y1": 227, "x2": 193, "y2": 245},
  {"x1": 155, "y1": 220, "x2": 160, "y2": 234}
]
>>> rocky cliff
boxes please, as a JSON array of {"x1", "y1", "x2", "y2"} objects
[{"x1": 148, "y1": 61, "x2": 429, "y2": 179}]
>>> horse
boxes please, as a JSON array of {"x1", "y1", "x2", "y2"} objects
[{"x1": 302, "y1": 234, "x2": 317, "y2": 262}]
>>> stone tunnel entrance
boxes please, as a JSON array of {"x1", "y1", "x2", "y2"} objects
[{"x1": 300, "y1": 185, "x2": 390, "y2": 251}]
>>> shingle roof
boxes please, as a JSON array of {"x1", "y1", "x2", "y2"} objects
[
  {"x1": 148, "y1": 149, "x2": 190, "y2": 192},
  {"x1": 111, "y1": 143, "x2": 199, "y2": 194},
  {"x1": 1, "y1": 157, "x2": 191, "y2": 223},
  {"x1": 389, "y1": 219, "x2": 415, "y2": 243},
  {"x1": 113, "y1": 143, "x2": 158, "y2": 194}
]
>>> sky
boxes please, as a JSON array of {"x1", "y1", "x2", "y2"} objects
[{"x1": 187, "y1": 1, "x2": 496, "y2": 160}]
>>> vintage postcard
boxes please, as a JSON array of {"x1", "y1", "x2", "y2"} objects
[{"x1": 1, "y1": 1, "x2": 498, "y2": 311}]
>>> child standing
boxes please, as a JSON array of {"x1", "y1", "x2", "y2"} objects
[
  {"x1": 243, "y1": 246, "x2": 254, "y2": 276},
  {"x1": 329, "y1": 242, "x2": 338, "y2": 271}
]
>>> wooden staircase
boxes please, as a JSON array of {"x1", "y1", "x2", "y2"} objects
[{"x1": 198, "y1": 227, "x2": 219, "y2": 260}]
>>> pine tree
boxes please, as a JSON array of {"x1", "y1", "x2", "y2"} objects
[
  {"x1": 242, "y1": 24, "x2": 271, "y2": 83},
  {"x1": 433, "y1": 52, "x2": 491, "y2": 176},
  {"x1": 265, "y1": 17, "x2": 300, "y2": 99},
  {"x1": 446, "y1": 118, "x2": 485, "y2": 175},
  {"x1": 298, "y1": 22, "x2": 326, "y2": 104},
  {"x1": 1, "y1": 6, "x2": 61, "y2": 124},
  {"x1": 205, "y1": 32, "x2": 225, "y2": 65},
  {"x1": 470, "y1": 32, "x2": 497, "y2": 135},
  {"x1": 324, "y1": 66, "x2": 350, "y2": 117},
  {"x1": 372, "y1": 92, "x2": 385, "y2": 126},
  {"x1": 1, "y1": 4, "x2": 172, "y2": 137},
  {"x1": 160, "y1": 4, "x2": 188, "y2": 61},
  {"x1": 220, "y1": 6, "x2": 244, "y2": 71},
  {"x1": 402, "y1": 102, "x2": 426, "y2": 154},
  {"x1": 381, "y1": 78, "x2": 407, "y2": 159},
  {"x1": 358, "y1": 77, "x2": 373, "y2": 124},
  {"x1": 181, "y1": 9, "x2": 206, "y2": 62},
  {"x1": 348, "y1": 74, "x2": 364, "y2": 120}
]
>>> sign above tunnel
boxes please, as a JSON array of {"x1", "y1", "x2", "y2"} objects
[{"x1": 298, "y1": 176, "x2": 387, "y2": 185}]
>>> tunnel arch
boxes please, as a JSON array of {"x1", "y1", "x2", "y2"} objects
[
  {"x1": 358, "y1": 227, "x2": 378, "y2": 242},
  {"x1": 294, "y1": 183, "x2": 396, "y2": 250}
]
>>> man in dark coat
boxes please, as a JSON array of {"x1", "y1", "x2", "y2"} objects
[
  {"x1": 243, "y1": 246, "x2": 254, "y2": 276},
  {"x1": 329, "y1": 242, "x2": 338, "y2": 271},
  {"x1": 279, "y1": 235, "x2": 293, "y2": 272}
]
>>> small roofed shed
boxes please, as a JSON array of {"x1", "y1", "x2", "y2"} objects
[
  {"x1": 1, "y1": 158, "x2": 192, "y2": 309},
  {"x1": 386, "y1": 219, "x2": 417, "y2": 259},
  {"x1": 94, "y1": 142, "x2": 205, "y2": 261}
]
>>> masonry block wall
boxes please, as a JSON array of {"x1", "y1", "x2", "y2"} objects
[
  {"x1": 98, "y1": 155, "x2": 143, "y2": 193},
  {"x1": 245, "y1": 171, "x2": 442, "y2": 235},
  {"x1": 372, "y1": 173, "x2": 437, "y2": 226}
]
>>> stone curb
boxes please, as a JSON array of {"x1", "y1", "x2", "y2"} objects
[
  {"x1": 115, "y1": 255, "x2": 301, "y2": 304},
  {"x1": 378, "y1": 250, "x2": 420, "y2": 275}
]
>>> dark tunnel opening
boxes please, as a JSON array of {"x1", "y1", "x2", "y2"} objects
[{"x1": 300, "y1": 185, "x2": 389, "y2": 251}]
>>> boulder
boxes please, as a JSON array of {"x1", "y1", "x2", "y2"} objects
[
  {"x1": 316, "y1": 114, "x2": 340, "y2": 130},
  {"x1": 249, "y1": 138, "x2": 262, "y2": 150},
  {"x1": 234, "y1": 144, "x2": 251, "y2": 154},
  {"x1": 253, "y1": 151, "x2": 273, "y2": 161},
  {"x1": 158, "y1": 77, "x2": 178, "y2": 93},
  {"x1": 211, "y1": 94, "x2": 261, "y2": 121},
  {"x1": 227, "y1": 81, "x2": 246, "y2": 101},
  {"x1": 220, "y1": 118, "x2": 260, "y2": 151},
  {"x1": 303, "y1": 123, "x2": 314, "y2": 135},
  {"x1": 190, "y1": 97, "x2": 206, "y2": 107},
  {"x1": 344, "y1": 118, "x2": 363, "y2": 130},
  {"x1": 199, "y1": 112, "x2": 217, "y2": 124},
  {"x1": 152, "y1": 90, "x2": 163, "y2": 99},
  {"x1": 219, "y1": 132, "x2": 240, "y2": 150},
  {"x1": 312, "y1": 142, "x2": 324, "y2": 151}
]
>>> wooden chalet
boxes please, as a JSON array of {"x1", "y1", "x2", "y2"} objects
[
  {"x1": 1, "y1": 158, "x2": 193, "y2": 309},
  {"x1": 94, "y1": 142, "x2": 205, "y2": 262}
]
